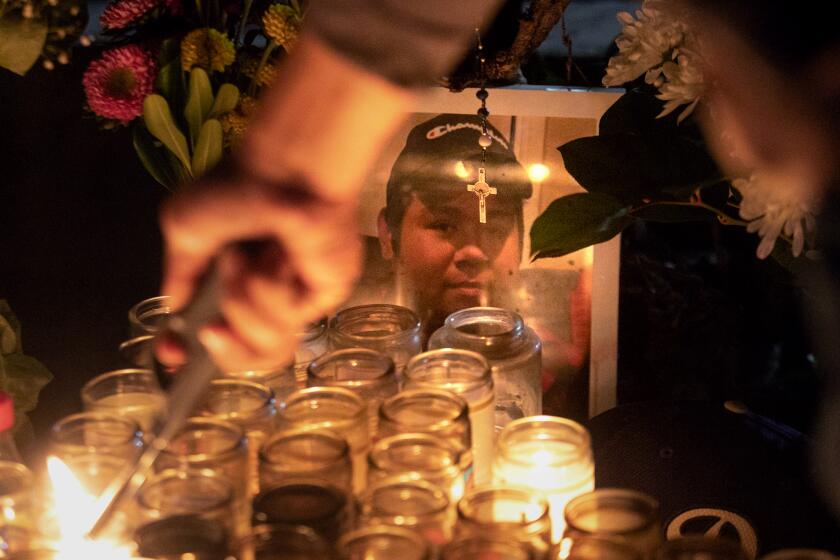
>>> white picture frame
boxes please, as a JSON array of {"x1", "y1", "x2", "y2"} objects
[{"x1": 357, "y1": 85, "x2": 623, "y2": 418}]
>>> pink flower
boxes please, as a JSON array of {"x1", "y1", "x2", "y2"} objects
[
  {"x1": 83, "y1": 45, "x2": 157, "y2": 124},
  {"x1": 100, "y1": 0, "x2": 158, "y2": 29}
]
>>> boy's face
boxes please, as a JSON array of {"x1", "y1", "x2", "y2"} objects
[{"x1": 379, "y1": 189, "x2": 522, "y2": 326}]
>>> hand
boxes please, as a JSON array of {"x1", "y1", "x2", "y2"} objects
[{"x1": 156, "y1": 160, "x2": 362, "y2": 373}]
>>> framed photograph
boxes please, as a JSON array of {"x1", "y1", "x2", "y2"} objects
[{"x1": 349, "y1": 85, "x2": 623, "y2": 419}]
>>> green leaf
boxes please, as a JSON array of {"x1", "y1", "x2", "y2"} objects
[
  {"x1": 191, "y1": 119, "x2": 223, "y2": 177},
  {"x1": 559, "y1": 132, "x2": 721, "y2": 205},
  {"x1": 143, "y1": 94, "x2": 192, "y2": 175},
  {"x1": 133, "y1": 124, "x2": 178, "y2": 189},
  {"x1": 530, "y1": 193, "x2": 634, "y2": 260},
  {"x1": 0, "y1": 16, "x2": 48, "y2": 75},
  {"x1": 184, "y1": 67, "x2": 214, "y2": 146},
  {"x1": 156, "y1": 60, "x2": 186, "y2": 112},
  {"x1": 0, "y1": 353, "x2": 53, "y2": 413},
  {"x1": 0, "y1": 300, "x2": 22, "y2": 355},
  {"x1": 209, "y1": 83, "x2": 240, "y2": 118}
]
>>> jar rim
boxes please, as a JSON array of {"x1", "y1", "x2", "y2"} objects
[
  {"x1": 379, "y1": 389, "x2": 469, "y2": 431},
  {"x1": 279, "y1": 387, "x2": 367, "y2": 426},
  {"x1": 50, "y1": 411, "x2": 142, "y2": 449},
  {"x1": 337, "y1": 524, "x2": 429, "y2": 556},
  {"x1": 495, "y1": 415, "x2": 592, "y2": 467},
  {"x1": 128, "y1": 295, "x2": 172, "y2": 332},
  {"x1": 564, "y1": 488, "x2": 660, "y2": 535},
  {"x1": 368, "y1": 432, "x2": 462, "y2": 474},
  {"x1": 404, "y1": 348, "x2": 492, "y2": 394},
  {"x1": 137, "y1": 467, "x2": 234, "y2": 513},
  {"x1": 201, "y1": 379, "x2": 276, "y2": 421},
  {"x1": 331, "y1": 304, "x2": 422, "y2": 342},
  {"x1": 457, "y1": 485, "x2": 550, "y2": 527},
  {"x1": 307, "y1": 348, "x2": 396, "y2": 388},
  {"x1": 80, "y1": 368, "x2": 162, "y2": 403},
  {"x1": 361, "y1": 478, "x2": 450, "y2": 520},
  {"x1": 160, "y1": 417, "x2": 246, "y2": 464},
  {"x1": 443, "y1": 307, "x2": 523, "y2": 338},
  {"x1": 259, "y1": 426, "x2": 350, "y2": 469}
]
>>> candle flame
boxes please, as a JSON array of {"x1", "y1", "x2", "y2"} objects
[
  {"x1": 46, "y1": 456, "x2": 134, "y2": 560},
  {"x1": 527, "y1": 163, "x2": 550, "y2": 183}
]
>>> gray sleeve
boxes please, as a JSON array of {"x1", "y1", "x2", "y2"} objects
[{"x1": 306, "y1": 0, "x2": 506, "y2": 87}]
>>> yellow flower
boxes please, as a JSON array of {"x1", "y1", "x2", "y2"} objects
[
  {"x1": 262, "y1": 4, "x2": 300, "y2": 48},
  {"x1": 241, "y1": 56, "x2": 279, "y2": 87},
  {"x1": 220, "y1": 96, "x2": 258, "y2": 144},
  {"x1": 181, "y1": 28, "x2": 235, "y2": 72}
]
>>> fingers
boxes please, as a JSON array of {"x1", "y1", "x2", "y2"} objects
[
  {"x1": 159, "y1": 177, "x2": 277, "y2": 310},
  {"x1": 159, "y1": 172, "x2": 363, "y2": 372},
  {"x1": 208, "y1": 250, "x2": 301, "y2": 372}
]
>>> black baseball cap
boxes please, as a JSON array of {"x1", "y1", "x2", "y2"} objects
[{"x1": 385, "y1": 113, "x2": 533, "y2": 210}]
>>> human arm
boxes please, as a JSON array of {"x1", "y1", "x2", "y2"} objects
[{"x1": 158, "y1": 1, "x2": 504, "y2": 371}]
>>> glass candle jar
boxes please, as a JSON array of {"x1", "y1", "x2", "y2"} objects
[
  {"x1": 50, "y1": 411, "x2": 143, "y2": 459},
  {"x1": 378, "y1": 389, "x2": 472, "y2": 485},
  {"x1": 358, "y1": 478, "x2": 454, "y2": 546},
  {"x1": 294, "y1": 317, "x2": 329, "y2": 387},
  {"x1": 329, "y1": 304, "x2": 423, "y2": 376},
  {"x1": 404, "y1": 349, "x2": 495, "y2": 485},
  {"x1": 337, "y1": 525, "x2": 431, "y2": 560},
  {"x1": 564, "y1": 489, "x2": 661, "y2": 559},
  {"x1": 494, "y1": 416, "x2": 595, "y2": 543},
  {"x1": 0, "y1": 462, "x2": 39, "y2": 556},
  {"x1": 428, "y1": 307, "x2": 541, "y2": 431},
  {"x1": 307, "y1": 348, "x2": 398, "y2": 437},
  {"x1": 442, "y1": 536, "x2": 535, "y2": 560},
  {"x1": 128, "y1": 295, "x2": 172, "y2": 336},
  {"x1": 456, "y1": 486, "x2": 552, "y2": 557},
  {"x1": 252, "y1": 482, "x2": 353, "y2": 545},
  {"x1": 134, "y1": 468, "x2": 237, "y2": 559},
  {"x1": 655, "y1": 537, "x2": 748, "y2": 560},
  {"x1": 157, "y1": 418, "x2": 249, "y2": 503},
  {"x1": 49, "y1": 412, "x2": 144, "y2": 494},
  {"x1": 80, "y1": 368, "x2": 166, "y2": 435},
  {"x1": 245, "y1": 523, "x2": 333, "y2": 560},
  {"x1": 259, "y1": 427, "x2": 352, "y2": 493},
  {"x1": 277, "y1": 387, "x2": 370, "y2": 495},
  {"x1": 556, "y1": 536, "x2": 643, "y2": 560},
  {"x1": 222, "y1": 364, "x2": 298, "y2": 405},
  {"x1": 368, "y1": 433, "x2": 465, "y2": 503},
  {"x1": 198, "y1": 379, "x2": 277, "y2": 497}
]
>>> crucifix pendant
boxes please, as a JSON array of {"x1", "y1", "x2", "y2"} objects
[{"x1": 467, "y1": 167, "x2": 497, "y2": 223}]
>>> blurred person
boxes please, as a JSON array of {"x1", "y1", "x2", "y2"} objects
[
  {"x1": 155, "y1": 1, "x2": 507, "y2": 373},
  {"x1": 677, "y1": 0, "x2": 840, "y2": 520}
]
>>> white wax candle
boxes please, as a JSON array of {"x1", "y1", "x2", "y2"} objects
[
  {"x1": 469, "y1": 391, "x2": 496, "y2": 485},
  {"x1": 494, "y1": 439, "x2": 594, "y2": 543}
]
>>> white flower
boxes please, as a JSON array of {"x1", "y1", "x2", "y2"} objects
[
  {"x1": 603, "y1": 1, "x2": 687, "y2": 87},
  {"x1": 733, "y1": 172, "x2": 816, "y2": 259},
  {"x1": 656, "y1": 44, "x2": 705, "y2": 122},
  {"x1": 603, "y1": 0, "x2": 705, "y2": 122}
]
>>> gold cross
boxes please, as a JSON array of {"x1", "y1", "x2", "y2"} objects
[{"x1": 467, "y1": 167, "x2": 497, "y2": 223}]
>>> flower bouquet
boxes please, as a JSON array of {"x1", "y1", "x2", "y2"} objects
[
  {"x1": 529, "y1": 0, "x2": 818, "y2": 267},
  {"x1": 81, "y1": 0, "x2": 304, "y2": 189}
]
